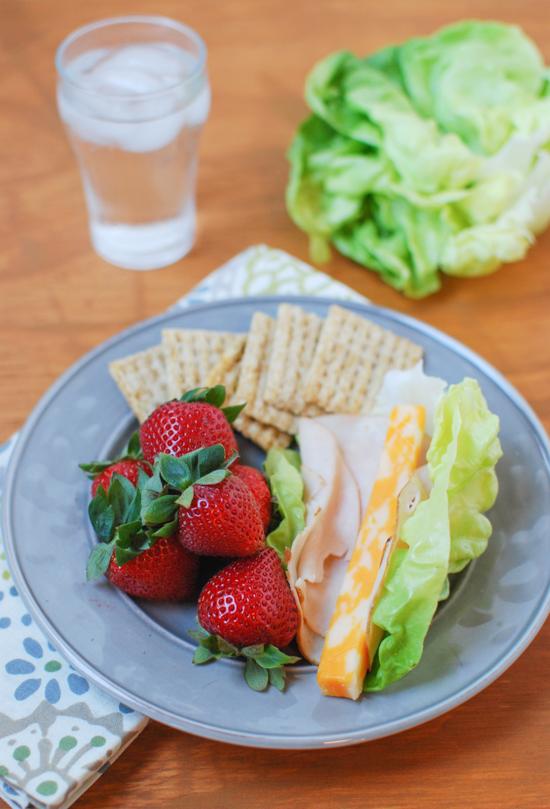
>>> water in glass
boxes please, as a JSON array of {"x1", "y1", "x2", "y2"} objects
[{"x1": 57, "y1": 21, "x2": 209, "y2": 270}]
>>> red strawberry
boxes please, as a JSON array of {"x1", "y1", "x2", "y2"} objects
[
  {"x1": 140, "y1": 400, "x2": 237, "y2": 464},
  {"x1": 91, "y1": 459, "x2": 151, "y2": 497},
  {"x1": 178, "y1": 475, "x2": 264, "y2": 557},
  {"x1": 107, "y1": 537, "x2": 198, "y2": 601},
  {"x1": 198, "y1": 548, "x2": 299, "y2": 648},
  {"x1": 232, "y1": 464, "x2": 272, "y2": 531}
]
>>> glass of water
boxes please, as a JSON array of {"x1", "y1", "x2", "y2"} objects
[{"x1": 56, "y1": 16, "x2": 210, "y2": 270}]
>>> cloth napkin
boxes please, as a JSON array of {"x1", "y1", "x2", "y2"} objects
[{"x1": 0, "y1": 245, "x2": 366, "y2": 808}]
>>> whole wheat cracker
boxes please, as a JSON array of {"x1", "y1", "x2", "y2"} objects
[
  {"x1": 206, "y1": 348, "x2": 291, "y2": 451},
  {"x1": 234, "y1": 312, "x2": 296, "y2": 434},
  {"x1": 263, "y1": 304, "x2": 324, "y2": 416},
  {"x1": 236, "y1": 414, "x2": 291, "y2": 451},
  {"x1": 109, "y1": 345, "x2": 169, "y2": 423},
  {"x1": 162, "y1": 329, "x2": 246, "y2": 398},
  {"x1": 204, "y1": 341, "x2": 246, "y2": 396},
  {"x1": 303, "y1": 305, "x2": 423, "y2": 414}
]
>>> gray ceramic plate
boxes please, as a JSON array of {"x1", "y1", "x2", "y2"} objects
[{"x1": 3, "y1": 296, "x2": 550, "y2": 749}]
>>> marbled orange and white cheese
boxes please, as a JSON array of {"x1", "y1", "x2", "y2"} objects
[{"x1": 317, "y1": 404, "x2": 426, "y2": 699}]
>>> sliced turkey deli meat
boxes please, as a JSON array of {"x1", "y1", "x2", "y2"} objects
[
  {"x1": 317, "y1": 405, "x2": 426, "y2": 700},
  {"x1": 315, "y1": 414, "x2": 389, "y2": 517},
  {"x1": 287, "y1": 418, "x2": 362, "y2": 663}
]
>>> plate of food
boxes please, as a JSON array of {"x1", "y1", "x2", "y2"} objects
[{"x1": 3, "y1": 296, "x2": 550, "y2": 749}]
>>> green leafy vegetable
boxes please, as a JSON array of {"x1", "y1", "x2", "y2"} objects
[
  {"x1": 365, "y1": 378, "x2": 501, "y2": 691},
  {"x1": 439, "y1": 577, "x2": 450, "y2": 602},
  {"x1": 264, "y1": 449, "x2": 306, "y2": 562},
  {"x1": 429, "y1": 379, "x2": 502, "y2": 573},
  {"x1": 287, "y1": 21, "x2": 550, "y2": 297}
]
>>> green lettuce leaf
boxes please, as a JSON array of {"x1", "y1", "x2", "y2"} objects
[
  {"x1": 305, "y1": 51, "x2": 382, "y2": 147},
  {"x1": 440, "y1": 221, "x2": 532, "y2": 277},
  {"x1": 264, "y1": 449, "x2": 306, "y2": 562},
  {"x1": 334, "y1": 199, "x2": 449, "y2": 297},
  {"x1": 365, "y1": 378, "x2": 501, "y2": 691},
  {"x1": 396, "y1": 21, "x2": 544, "y2": 155},
  {"x1": 430, "y1": 379, "x2": 502, "y2": 573},
  {"x1": 286, "y1": 116, "x2": 365, "y2": 262},
  {"x1": 287, "y1": 21, "x2": 550, "y2": 297}
]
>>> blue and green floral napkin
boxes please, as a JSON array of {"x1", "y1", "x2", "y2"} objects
[{"x1": 0, "y1": 245, "x2": 365, "y2": 808}]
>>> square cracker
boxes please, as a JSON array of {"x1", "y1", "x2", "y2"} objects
[
  {"x1": 303, "y1": 305, "x2": 423, "y2": 414},
  {"x1": 109, "y1": 345, "x2": 169, "y2": 423},
  {"x1": 206, "y1": 350, "x2": 291, "y2": 452},
  {"x1": 263, "y1": 304, "x2": 324, "y2": 416},
  {"x1": 234, "y1": 312, "x2": 296, "y2": 434},
  {"x1": 204, "y1": 340, "x2": 246, "y2": 396},
  {"x1": 162, "y1": 329, "x2": 246, "y2": 398},
  {"x1": 236, "y1": 415, "x2": 291, "y2": 451}
]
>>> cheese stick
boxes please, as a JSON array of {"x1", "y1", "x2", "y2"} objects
[{"x1": 317, "y1": 404, "x2": 425, "y2": 699}]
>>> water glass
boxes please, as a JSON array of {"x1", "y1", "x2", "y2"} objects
[{"x1": 56, "y1": 16, "x2": 210, "y2": 270}]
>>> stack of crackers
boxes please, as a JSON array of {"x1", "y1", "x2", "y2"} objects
[{"x1": 109, "y1": 304, "x2": 423, "y2": 451}]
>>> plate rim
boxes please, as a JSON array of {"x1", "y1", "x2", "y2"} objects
[{"x1": 3, "y1": 294, "x2": 550, "y2": 749}]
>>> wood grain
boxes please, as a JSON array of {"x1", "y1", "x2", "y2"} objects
[{"x1": 1, "y1": 1, "x2": 549, "y2": 807}]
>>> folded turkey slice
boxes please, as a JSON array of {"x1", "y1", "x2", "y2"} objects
[
  {"x1": 315, "y1": 414, "x2": 389, "y2": 517},
  {"x1": 287, "y1": 417, "x2": 387, "y2": 663}
]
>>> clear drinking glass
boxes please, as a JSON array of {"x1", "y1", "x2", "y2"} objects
[{"x1": 56, "y1": 16, "x2": 210, "y2": 270}]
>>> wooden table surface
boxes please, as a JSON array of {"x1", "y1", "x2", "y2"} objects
[{"x1": 1, "y1": 0, "x2": 549, "y2": 807}]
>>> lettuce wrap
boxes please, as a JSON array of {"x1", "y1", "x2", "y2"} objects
[{"x1": 365, "y1": 378, "x2": 502, "y2": 691}]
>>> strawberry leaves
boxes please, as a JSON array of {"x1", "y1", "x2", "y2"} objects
[
  {"x1": 221, "y1": 403, "x2": 246, "y2": 424},
  {"x1": 244, "y1": 659, "x2": 270, "y2": 691},
  {"x1": 85, "y1": 443, "x2": 239, "y2": 581},
  {"x1": 79, "y1": 431, "x2": 146, "y2": 477},
  {"x1": 87, "y1": 473, "x2": 138, "y2": 542},
  {"x1": 241, "y1": 645, "x2": 300, "y2": 692},
  {"x1": 158, "y1": 455, "x2": 193, "y2": 490},
  {"x1": 109, "y1": 475, "x2": 138, "y2": 524},
  {"x1": 189, "y1": 627, "x2": 300, "y2": 692},
  {"x1": 86, "y1": 472, "x2": 158, "y2": 580},
  {"x1": 179, "y1": 385, "x2": 246, "y2": 425},
  {"x1": 150, "y1": 519, "x2": 178, "y2": 538},
  {"x1": 180, "y1": 385, "x2": 227, "y2": 406},
  {"x1": 152, "y1": 445, "x2": 237, "y2": 515},
  {"x1": 142, "y1": 494, "x2": 179, "y2": 525},
  {"x1": 86, "y1": 541, "x2": 116, "y2": 581},
  {"x1": 176, "y1": 487, "x2": 195, "y2": 509},
  {"x1": 139, "y1": 468, "x2": 181, "y2": 526},
  {"x1": 88, "y1": 490, "x2": 115, "y2": 543}
]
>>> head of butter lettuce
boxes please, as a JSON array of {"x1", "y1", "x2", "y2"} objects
[{"x1": 287, "y1": 21, "x2": 550, "y2": 297}]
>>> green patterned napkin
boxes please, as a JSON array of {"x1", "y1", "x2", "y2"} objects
[
  {"x1": 0, "y1": 245, "x2": 366, "y2": 808},
  {"x1": 178, "y1": 244, "x2": 366, "y2": 307}
]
